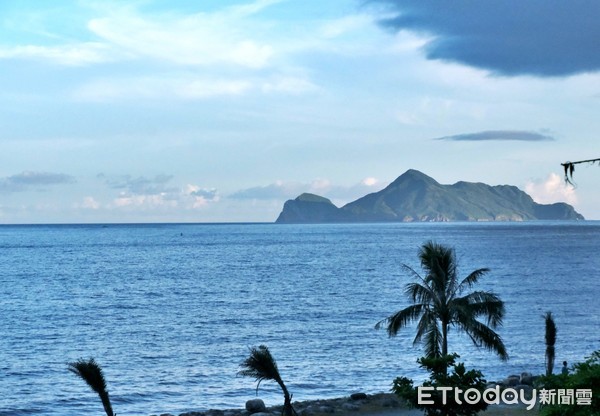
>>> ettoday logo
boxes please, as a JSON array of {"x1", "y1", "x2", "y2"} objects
[{"x1": 417, "y1": 386, "x2": 593, "y2": 411}]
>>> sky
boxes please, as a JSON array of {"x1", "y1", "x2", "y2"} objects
[{"x1": 0, "y1": 0, "x2": 598, "y2": 223}]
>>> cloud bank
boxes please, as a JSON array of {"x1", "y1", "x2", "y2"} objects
[
  {"x1": 525, "y1": 173, "x2": 577, "y2": 205},
  {"x1": 230, "y1": 177, "x2": 384, "y2": 202},
  {"x1": 0, "y1": 171, "x2": 75, "y2": 193},
  {"x1": 97, "y1": 174, "x2": 219, "y2": 210},
  {"x1": 374, "y1": 0, "x2": 600, "y2": 77},
  {"x1": 435, "y1": 130, "x2": 555, "y2": 142}
]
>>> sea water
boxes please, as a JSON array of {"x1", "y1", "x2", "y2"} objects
[{"x1": 0, "y1": 222, "x2": 598, "y2": 416}]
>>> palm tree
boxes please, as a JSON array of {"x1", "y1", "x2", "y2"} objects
[
  {"x1": 68, "y1": 358, "x2": 115, "y2": 416},
  {"x1": 376, "y1": 241, "x2": 508, "y2": 368},
  {"x1": 544, "y1": 311, "x2": 557, "y2": 376},
  {"x1": 238, "y1": 345, "x2": 296, "y2": 416}
]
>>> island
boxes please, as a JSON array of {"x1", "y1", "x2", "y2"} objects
[{"x1": 275, "y1": 169, "x2": 584, "y2": 223}]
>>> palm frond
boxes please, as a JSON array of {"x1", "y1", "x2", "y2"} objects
[
  {"x1": 462, "y1": 319, "x2": 509, "y2": 361},
  {"x1": 419, "y1": 241, "x2": 454, "y2": 277},
  {"x1": 453, "y1": 291, "x2": 505, "y2": 328},
  {"x1": 401, "y1": 264, "x2": 423, "y2": 282},
  {"x1": 544, "y1": 311, "x2": 557, "y2": 346},
  {"x1": 404, "y1": 281, "x2": 433, "y2": 305},
  {"x1": 418, "y1": 241, "x2": 456, "y2": 307},
  {"x1": 417, "y1": 311, "x2": 442, "y2": 358},
  {"x1": 456, "y1": 268, "x2": 491, "y2": 294},
  {"x1": 238, "y1": 345, "x2": 283, "y2": 392},
  {"x1": 68, "y1": 358, "x2": 107, "y2": 394},
  {"x1": 239, "y1": 346, "x2": 297, "y2": 416},
  {"x1": 375, "y1": 304, "x2": 425, "y2": 336},
  {"x1": 544, "y1": 311, "x2": 557, "y2": 376},
  {"x1": 68, "y1": 358, "x2": 115, "y2": 416},
  {"x1": 418, "y1": 241, "x2": 446, "y2": 269}
]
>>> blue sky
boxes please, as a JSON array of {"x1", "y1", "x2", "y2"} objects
[{"x1": 0, "y1": 0, "x2": 598, "y2": 223}]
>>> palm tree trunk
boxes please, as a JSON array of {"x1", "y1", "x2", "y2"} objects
[
  {"x1": 544, "y1": 312, "x2": 557, "y2": 376},
  {"x1": 279, "y1": 382, "x2": 294, "y2": 416},
  {"x1": 442, "y1": 322, "x2": 449, "y2": 375},
  {"x1": 99, "y1": 392, "x2": 115, "y2": 416},
  {"x1": 546, "y1": 346, "x2": 555, "y2": 376}
]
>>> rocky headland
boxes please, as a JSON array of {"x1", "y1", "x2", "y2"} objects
[{"x1": 276, "y1": 169, "x2": 583, "y2": 223}]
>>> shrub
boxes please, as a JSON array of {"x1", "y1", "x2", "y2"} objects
[
  {"x1": 392, "y1": 354, "x2": 488, "y2": 416},
  {"x1": 539, "y1": 350, "x2": 599, "y2": 416}
]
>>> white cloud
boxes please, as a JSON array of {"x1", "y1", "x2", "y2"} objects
[
  {"x1": 0, "y1": 43, "x2": 114, "y2": 66},
  {"x1": 1, "y1": 0, "x2": 386, "y2": 105},
  {"x1": 230, "y1": 176, "x2": 384, "y2": 202},
  {"x1": 229, "y1": 180, "x2": 306, "y2": 200},
  {"x1": 320, "y1": 14, "x2": 376, "y2": 39},
  {"x1": 226, "y1": 0, "x2": 283, "y2": 17},
  {"x1": 98, "y1": 175, "x2": 219, "y2": 211},
  {"x1": 86, "y1": 2, "x2": 275, "y2": 69},
  {"x1": 112, "y1": 193, "x2": 178, "y2": 209},
  {"x1": 394, "y1": 111, "x2": 422, "y2": 126},
  {"x1": 0, "y1": 1, "x2": 387, "y2": 74},
  {"x1": 525, "y1": 173, "x2": 578, "y2": 205},
  {"x1": 361, "y1": 177, "x2": 378, "y2": 186},
  {"x1": 310, "y1": 178, "x2": 331, "y2": 191},
  {"x1": 0, "y1": 0, "x2": 279, "y2": 69},
  {"x1": 73, "y1": 73, "x2": 316, "y2": 101},
  {"x1": 73, "y1": 77, "x2": 254, "y2": 101},
  {"x1": 260, "y1": 76, "x2": 318, "y2": 94},
  {"x1": 182, "y1": 79, "x2": 253, "y2": 98},
  {"x1": 80, "y1": 196, "x2": 100, "y2": 210},
  {"x1": 187, "y1": 185, "x2": 220, "y2": 208},
  {"x1": 104, "y1": 174, "x2": 176, "y2": 196}
]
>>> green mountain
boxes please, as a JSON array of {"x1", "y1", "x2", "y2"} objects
[{"x1": 275, "y1": 169, "x2": 584, "y2": 223}]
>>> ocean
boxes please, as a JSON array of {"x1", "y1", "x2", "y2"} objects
[{"x1": 0, "y1": 222, "x2": 598, "y2": 416}]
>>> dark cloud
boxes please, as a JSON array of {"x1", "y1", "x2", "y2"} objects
[
  {"x1": 0, "y1": 171, "x2": 75, "y2": 193},
  {"x1": 373, "y1": 0, "x2": 600, "y2": 77},
  {"x1": 435, "y1": 130, "x2": 555, "y2": 142}
]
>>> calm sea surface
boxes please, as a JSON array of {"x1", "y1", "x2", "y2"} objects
[{"x1": 0, "y1": 222, "x2": 598, "y2": 416}]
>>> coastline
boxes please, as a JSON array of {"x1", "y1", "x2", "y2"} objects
[{"x1": 154, "y1": 392, "x2": 537, "y2": 416}]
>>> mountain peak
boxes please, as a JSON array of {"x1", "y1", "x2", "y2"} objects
[
  {"x1": 275, "y1": 193, "x2": 341, "y2": 223},
  {"x1": 275, "y1": 170, "x2": 584, "y2": 223},
  {"x1": 295, "y1": 193, "x2": 334, "y2": 204},
  {"x1": 389, "y1": 169, "x2": 440, "y2": 187}
]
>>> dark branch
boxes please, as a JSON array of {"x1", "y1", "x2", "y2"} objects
[{"x1": 561, "y1": 158, "x2": 600, "y2": 185}]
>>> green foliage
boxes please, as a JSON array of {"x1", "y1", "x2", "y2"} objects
[
  {"x1": 392, "y1": 354, "x2": 488, "y2": 416},
  {"x1": 538, "y1": 350, "x2": 599, "y2": 416},
  {"x1": 392, "y1": 376, "x2": 419, "y2": 406},
  {"x1": 419, "y1": 354, "x2": 460, "y2": 377}
]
